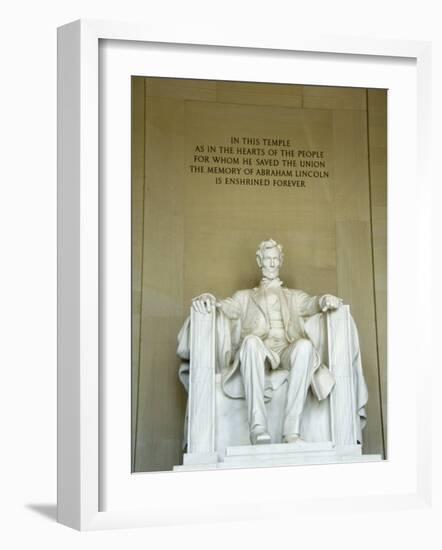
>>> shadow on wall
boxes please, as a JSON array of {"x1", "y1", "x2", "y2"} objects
[{"x1": 25, "y1": 503, "x2": 57, "y2": 522}]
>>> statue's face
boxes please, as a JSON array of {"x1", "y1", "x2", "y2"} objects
[{"x1": 260, "y1": 247, "x2": 281, "y2": 279}]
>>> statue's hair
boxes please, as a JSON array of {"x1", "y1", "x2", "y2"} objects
[{"x1": 256, "y1": 239, "x2": 284, "y2": 266}]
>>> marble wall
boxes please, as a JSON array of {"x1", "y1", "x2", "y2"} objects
[{"x1": 131, "y1": 77, "x2": 387, "y2": 472}]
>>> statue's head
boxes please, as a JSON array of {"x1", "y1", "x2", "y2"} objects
[{"x1": 256, "y1": 239, "x2": 284, "y2": 280}]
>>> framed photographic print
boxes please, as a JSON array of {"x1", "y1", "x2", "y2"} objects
[{"x1": 57, "y1": 19, "x2": 432, "y2": 530}]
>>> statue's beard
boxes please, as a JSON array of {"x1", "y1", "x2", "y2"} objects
[{"x1": 262, "y1": 267, "x2": 280, "y2": 280}]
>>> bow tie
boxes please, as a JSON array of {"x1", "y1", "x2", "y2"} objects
[{"x1": 259, "y1": 277, "x2": 283, "y2": 290}]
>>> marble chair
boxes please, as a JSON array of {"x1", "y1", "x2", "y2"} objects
[{"x1": 175, "y1": 306, "x2": 381, "y2": 470}]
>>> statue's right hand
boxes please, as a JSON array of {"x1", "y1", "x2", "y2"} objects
[{"x1": 192, "y1": 293, "x2": 217, "y2": 314}]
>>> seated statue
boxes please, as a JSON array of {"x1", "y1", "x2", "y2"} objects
[{"x1": 177, "y1": 239, "x2": 369, "y2": 463}]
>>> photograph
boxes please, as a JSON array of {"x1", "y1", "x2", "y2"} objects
[{"x1": 130, "y1": 76, "x2": 387, "y2": 473}]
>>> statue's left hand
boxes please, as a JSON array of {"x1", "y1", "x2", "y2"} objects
[{"x1": 319, "y1": 294, "x2": 343, "y2": 312}]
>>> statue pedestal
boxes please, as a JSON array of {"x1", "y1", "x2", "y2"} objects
[{"x1": 174, "y1": 442, "x2": 381, "y2": 471}]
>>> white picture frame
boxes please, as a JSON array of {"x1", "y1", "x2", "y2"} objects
[{"x1": 57, "y1": 19, "x2": 433, "y2": 531}]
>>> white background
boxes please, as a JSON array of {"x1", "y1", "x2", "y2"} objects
[{"x1": 1, "y1": 1, "x2": 441, "y2": 548}]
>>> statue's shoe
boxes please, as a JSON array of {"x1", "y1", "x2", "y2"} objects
[
  {"x1": 250, "y1": 429, "x2": 271, "y2": 445},
  {"x1": 283, "y1": 433, "x2": 305, "y2": 444}
]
